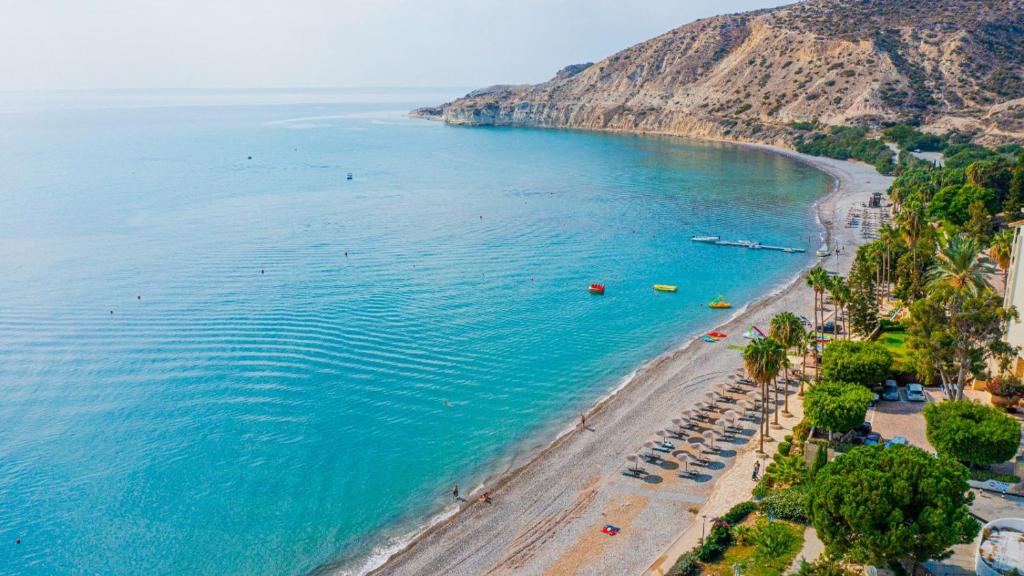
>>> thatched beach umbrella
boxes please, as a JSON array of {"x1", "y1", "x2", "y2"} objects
[
  {"x1": 643, "y1": 441, "x2": 661, "y2": 460},
  {"x1": 655, "y1": 429, "x2": 674, "y2": 443},
  {"x1": 625, "y1": 454, "x2": 644, "y2": 474},
  {"x1": 702, "y1": 430, "x2": 719, "y2": 452}
]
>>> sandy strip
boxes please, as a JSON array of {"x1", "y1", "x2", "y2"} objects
[{"x1": 367, "y1": 145, "x2": 892, "y2": 576}]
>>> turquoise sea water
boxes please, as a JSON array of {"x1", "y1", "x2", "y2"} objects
[{"x1": 0, "y1": 89, "x2": 830, "y2": 575}]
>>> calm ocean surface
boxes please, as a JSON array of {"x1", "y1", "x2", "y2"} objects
[{"x1": 0, "y1": 88, "x2": 830, "y2": 575}]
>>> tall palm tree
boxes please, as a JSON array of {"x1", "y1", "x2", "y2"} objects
[
  {"x1": 989, "y1": 229, "x2": 1014, "y2": 293},
  {"x1": 799, "y1": 328, "x2": 815, "y2": 395},
  {"x1": 769, "y1": 311, "x2": 803, "y2": 417},
  {"x1": 743, "y1": 337, "x2": 785, "y2": 455},
  {"x1": 898, "y1": 200, "x2": 925, "y2": 283},
  {"x1": 805, "y1": 265, "x2": 829, "y2": 381},
  {"x1": 879, "y1": 224, "x2": 902, "y2": 300},
  {"x1": 926, "y1": 234, "x2": 996, "y2": 296}
]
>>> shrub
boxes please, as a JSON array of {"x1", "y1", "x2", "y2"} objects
[
  {"x1": 753, "y1": 519, "x2": 803, "y2": 565},
  {"x1": 987, "y1": 374, "x2": 1024, "y2": 398},
  {"x1": 810, "y1": 442, "x2": 829, "y2": 480},
  {"x1": 925, "y1": 401, "x2": 1021, "y2": 466},
  {"x1": 668, "y1": 550, "x2": 700, "y2": 576},
  {"x1": 796, "y1": 557, "x2": 859, "y2": 576},
  {"x1": 762, "y1": 452, "x2": 809, "y2": 490},
  {"x1": 821, "y1": 341, "x2": 893, "y2": 386},
  {"x1": 804, "y1": 381, "x2": 873, "y2": 437},
  {"x1": 760, "y1": 484, "x2": 811, "y2": 523}
]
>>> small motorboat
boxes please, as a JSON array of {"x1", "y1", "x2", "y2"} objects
[
  {"x1": 653, "y1": 284, "x2": 678, "y2": 292},
  {"x1": 588, "y1": 283, "x2": 605, "y2": 295},
  {"x1": 691, "y1": 235, "x2": 720, "y2": 243},
  {"x1": 346, "y1": 172, "x2": 354, "y2": 180}
]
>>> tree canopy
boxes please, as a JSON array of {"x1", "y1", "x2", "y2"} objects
[
  {"x1": 924, "y1": 400, "x2": 1021, "y2": 466},
  {"x1": 803, "y1": 381, "x2": 873, "y2": 436},
  {"x1": 809, "y1": 445, "x2": 979, "y2": 565},
  {"x1": 820, "y1": 341, "x2": 892, "y2": 386}
]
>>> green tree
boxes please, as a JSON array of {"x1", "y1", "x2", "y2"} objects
[
  {"x1": 847, "y1": 254, "x2": 879, "y2": 336},
  {"x1": 1003, "y1": 158, "x2": 1023, "y2": 219},
  {"x1": 924, "y1": 401, "x2": 1021, "y2": 467},
  {"x1": 805, "y1": 266, "x2": 830, "y2": 382},
  {"x1": 907, "y1": 285, "x2": 1017, "y2": 400},
  {"x1": 809, "y1": 445, "x2": 979, "y2": 565},
  {"x1": 926, "y1": 234, "x2": 995, "y2": 296},
  {"x1": 744, "y1": 337, "x2": 786, "y2": 454},
  {"x1": 963, "y1": 199, "x2": 991, "y2": 244},
  {"x1": 821, "y1": 341, "x2": 892, "y2": 386},
  {"x1": 804, "y1": 381, "x2": 873, "y2": 440}
]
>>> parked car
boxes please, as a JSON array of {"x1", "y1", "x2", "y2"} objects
[
  {"x1": 817, "y1": 321, "x2": 843, "y2": 334},
  {"x1": 881, "y1": 380, "x2": 900, "y2": 401},
  {"x1": 906, "y1": 383, "x2": 926, "y2": 402},
  {"x1": 864, "y1": 432, "x2": 882, "y2": 446},
  {"x1": 885, "y1": 436, "x2": 910, "y2": 448}
]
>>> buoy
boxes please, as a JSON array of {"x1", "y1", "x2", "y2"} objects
[
  {"x1": 344, "y1": 251, "x2": 348, "y2": 257},
  {"x1": 137, "y1": 295, "x2": 141, "y2": 300},
  {"x1": 110, "y1": 310, "x2": 114, "y2": 315},
  {"x1": 247, "y1": 156, "x2": 252, "y2": 160},
  {"x1": 15, "y1": 539, "x2": 20, "y2": 544}
]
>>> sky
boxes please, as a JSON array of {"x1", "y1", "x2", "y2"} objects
[{"x1": 0, "y1": 0, "x2": 793, "y2": 91}]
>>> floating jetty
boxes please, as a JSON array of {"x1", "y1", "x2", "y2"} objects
[{"x1": 692, "y1": 237, "x2": 806, "y2": 254}]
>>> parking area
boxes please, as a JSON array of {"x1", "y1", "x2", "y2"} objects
[{"x1": 864, "y1": 385, "x2": 936, "y2": 452}]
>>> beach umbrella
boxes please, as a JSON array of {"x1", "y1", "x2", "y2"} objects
[
  {"x1": 702, "y1": 430, "x2": 718, "y2": 451},
  {"x1": 655, "y1": 430, "x2": 674, "y2": 442},
  {"x1": 704, "y1": 391, "x2": 718, "y2": 405},
  {"x1": 679, "y1": 452, "x2": 692, "y2": 474},
  {"x1": 625, "y1": 454, "x2": 643, "y2": 474},
  {"x1": 642, "y1": 441, "x2": 660, "y2": 460}
]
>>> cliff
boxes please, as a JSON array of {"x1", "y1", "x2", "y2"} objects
[{"x1": 413, "y1": 0, "x2": 1024, "y2": 147}]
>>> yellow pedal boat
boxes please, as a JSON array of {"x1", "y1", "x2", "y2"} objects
[
  {"x1": 709, "y1": 295, "x2": 732, "y2": 309},
  {"x1": 653, "y1": 284, "x2": 678, "y2": 292}
]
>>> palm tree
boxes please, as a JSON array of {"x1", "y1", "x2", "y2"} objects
[
  {"x1": 926, "y1": 234, "x2": 996, "y2": 296},
  {"x1": 898, "y1": 200, "x2": 925, "y2": 285},
  {"x1": 769, "y1": 311, "x2": 803, "y2": 417},
  {"x1": 743, "y1": 337, "x2": 785, "y2": 455},
  {"x1": 989, "y1": 229, "x2": 1014, "y2": 293},
  {"x1": 805, "y1": 265, "x2": 829, "y2": 378},
  {"x1": 879, "y1": 224, "x2": 902, "y2": 300},
  {"x1": 799, "y1": 328, "x2": 815, "y2": 395}
]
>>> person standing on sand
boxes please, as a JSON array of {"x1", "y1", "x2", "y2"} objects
[
  {"x1": 580, "y1": 412, "x2": 586, "y2": 429},
  {"x1": 752, "y1": 461, "x2": 761, "y2": 481},
  {"x1": 453, "y1": 484, "x2": 459, "y2": 501}
]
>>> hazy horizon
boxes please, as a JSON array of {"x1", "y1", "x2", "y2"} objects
[{"x1": 1, "y1": 0, "x2": 792, "y2": 92}]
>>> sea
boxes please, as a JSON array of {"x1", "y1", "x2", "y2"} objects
[{"x1": 0, "y1": 88, "x2": 831, "y2": 575}]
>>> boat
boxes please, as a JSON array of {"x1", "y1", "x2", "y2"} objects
[
  {"x1": 346, "y1": 172, "x2": 353, "y2": 180},
  {"x1": 707, "y1": 331, "x2": 727, "y2": 339},
  {"x1": 709, "y1": 295, "x2": 732, "y2": 309},
  {"x1": 588, "y1": 283, "x2": 605, "y2": 295},
  {"x1": 691, "y1": 235, "x2": 720, "y2": 243},
  {"x1": 653, "y1": 284, "x2": 678, "y2": 292}
]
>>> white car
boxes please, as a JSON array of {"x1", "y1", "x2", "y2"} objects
[{"x1": 906, "y1": 383, "x2": 926, "y2": 402}]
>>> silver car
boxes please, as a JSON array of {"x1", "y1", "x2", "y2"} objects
[{"x1": 906, "y1": 383, "x2": 926, "y2": 402}]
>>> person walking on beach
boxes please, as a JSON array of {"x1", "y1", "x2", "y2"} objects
[
  {"x1": 453, "y1": 484, "x2": 459, "y2": 501},
  {"x1": 580, "y1": 412, "x2": 586, "y2": 430},
  {"x1": 752, "y1": 461, "x2": 761, "y2": 481}
]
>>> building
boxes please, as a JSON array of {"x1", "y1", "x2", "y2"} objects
[
  {"x1": 1002, "y1": 221, "x2": 1024, "y2": 376},
  {"x1": 976, "y1": 518, "x2": 1024, "y2": 576}
]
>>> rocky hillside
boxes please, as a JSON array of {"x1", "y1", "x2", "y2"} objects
[{"x1": 413, "y1": 0, "x2": 1024, "y2": 147}]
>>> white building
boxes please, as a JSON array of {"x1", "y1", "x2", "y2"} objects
[{"x1": 1003, "y1": 221, "x2": 1024, "y2": 376}]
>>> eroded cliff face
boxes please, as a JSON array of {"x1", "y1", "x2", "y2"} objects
[{"x1": 414, "y1": 0, "x2": 1024, "y2": 147}]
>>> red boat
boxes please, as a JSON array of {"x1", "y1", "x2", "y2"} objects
[
  {"x1": 588, "y1": 284, "x2": 605, "y2": 294},
  {"x1": 708, "y1": 331, "x2": 727, "y2": 339}
]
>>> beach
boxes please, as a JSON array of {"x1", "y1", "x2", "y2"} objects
[{"x1": 368, "y1": 146, "x2": 893, "y2": 576}]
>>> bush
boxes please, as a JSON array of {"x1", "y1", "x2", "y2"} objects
[
  {"x1": 987, "y1": 374, "x2": 1024, "y2": 398},
  {"x1": 753, "y1": 519, "x2": 803, "y2": 564},
  {"x1": 925, "y1": 401, "x2": 1022, "y2": 466},
  {"x1": 796, "y1": 557, "x2": 859, "y2": 576},
  {"x1": 804, "y1": 381, "x2": 873, "y2": 437},
  {"x1": 810, "y1": 441, "x2": 829, "y2": 480},
  {"x1": 760, "y1": 484, "x2": 811, "y2": 523},
  {"x1": 968, "y1": 468, "x2": 1021, "y2": 483},
  {"x1": 821, "y1": 341, "x2": 893, "y2": 386},
  {"x1": 762, "y1": 452, "x2": 809, "y2": 490},
  {"x1": 779, "y1": 441, "x2": 793, "y2": 456},
  {"x1": 668, "y1": 550, "x2": 699, "y2": 576}
]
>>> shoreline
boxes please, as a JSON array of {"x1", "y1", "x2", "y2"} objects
[{"x1": 351, "y1": 138, "x2": 889, "y2": 576}]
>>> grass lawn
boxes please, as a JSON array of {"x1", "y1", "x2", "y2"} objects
[
  {"x1": 877, "y1": 328, "x2": 909, "y2": 370},
  {"x1": 701, "y1": 517, "x2": 805, "y2": 576}
]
